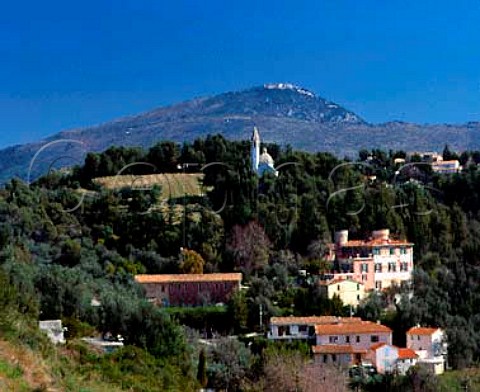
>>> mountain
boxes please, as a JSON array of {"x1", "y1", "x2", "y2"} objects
[{"x1": 1, "y1": 83, "x2": 480, "y2": 183}]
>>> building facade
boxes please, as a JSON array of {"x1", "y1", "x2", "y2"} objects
[
  {"x1": 330, "y1": 229, "x2": 414, "y2": 291},
  {"x1": 319, "y1": 278, "x2": 366, "y2": 307},
  {"x1": 135, "y1": 273, "x2": 242, "y2": 306},
  {"x1": 406, "y1": 327, "x2": 447, "y2": 374},
  {"x1": 268, "y1": 316, "x2": 362, "y2": 341}
]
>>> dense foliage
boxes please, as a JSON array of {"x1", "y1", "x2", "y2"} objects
[{"x1": 4, "y1": 136, "x2": 480, "y2": 390}]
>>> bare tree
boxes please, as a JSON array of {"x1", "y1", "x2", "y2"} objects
[
  {"x1": 227, "y1": 221, "x2": 271, "y2": 275},
  {"x1": 262, "y1": 351, "x2": 348, "y2": 392}
]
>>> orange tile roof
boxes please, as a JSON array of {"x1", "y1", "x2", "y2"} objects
[
  {"x1": 342, "y1": 239, "x2": 413, "y2": 247},
  {"x1": 370, "y1": 342, "x2": 388, "y2": 351},
  {"x1": 134, "y1": 273, "x2": 242, "y2": 284},
  {"x1": 398, "y1": 348, "x2": 418, "y2": 359},
  {"x1": 315, "y1": 321, "x2": 392, "y2": 335},
  {"x1": 321, "y1": 278, "x2": 365, "y2": 286},
  {"x1": 270, "y1": 316, "x2": 362, "y2": 326},
  {"x1": 312, "y1": 345, "x2": 367, "y2": 354},
  {"x1": 406, "y1": 327, "x2": 440, "y2": 336}
]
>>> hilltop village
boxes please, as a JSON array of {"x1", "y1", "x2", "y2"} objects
[{"x1": 1, "y1": 129, "x2": 480, "y2": 391}]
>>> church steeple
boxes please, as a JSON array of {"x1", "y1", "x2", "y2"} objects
[{"x1": 251, "y1": 126, "x2": 260, "y2": 172}]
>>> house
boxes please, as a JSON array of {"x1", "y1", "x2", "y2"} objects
[
  {"x1": 319, "y1": 278, "x2": 366, "y2": 307},
  {"x1": 134, "y1": 273, "x2": 242, "y2": 306},
  {"x1": 315, "y1": 321, "x2": 392, "y2": 350},
  {"x1": 397, "y1": 348, "x2": 419, "y2": 374},
  {"x1": 268, "y1": 316, "x2": 362, "y2": 341},
  {"x1": 431, "y1": 160, "x2": 461, "y2": 174},
  {"x1": 366, "y1": 344, "x2": 418, "y2": 375},
  {"x1": 366, "y1": 343, "x2": 399, "y2": 374},
  {"x1": 329, "y1": 229, "x2": 414, "y2": 291},
  {"x1": 313, "y1": 345, "x2": 367, "y2": 366},
  {"x1": 311, "y1": 320, "x2": 392, "y2": 366},
  {"x1": 406, "y1": 327, "x2": 447, "y2": 374},
  {"x1": 39, "y1": 320, "x2": 66, "y2": 345}
]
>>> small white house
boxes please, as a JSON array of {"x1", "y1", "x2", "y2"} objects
[
  {"x1": 367, "y1": 343, "x2": 398, "y2": 374},
  {"x1": 39, "y1": 320, "x2": 66, "y2": 345}
]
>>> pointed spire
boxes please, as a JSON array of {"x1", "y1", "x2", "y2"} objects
[{"x1": 251, "y1": 126, "x2": 260, "y2": 143}]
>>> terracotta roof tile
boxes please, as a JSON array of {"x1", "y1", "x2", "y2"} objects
[
  {"x1": 398, "y1": 348, "x2": 418, "y2": 359},
  {"x1": 315, "y1": 321, "x2": 392, "y2": 335},
  {"x1": 342, "y1": 239, "x2": 413, "y2": 247},
  {"x1": 406, "y1": 327, "x2": 440, "y2": 336},
  {"x1": 312, "y1": 345, "x2": 367, "y2": 354},
  {"x1": 135, "y1": 273, "x2": 242, "y2": 284},
  {"x1": 370, "y1": 342, "x2": 388, "y2": 351},
  {"x1": 270, "y1": 316, "x2": 362, "y2": 326}
]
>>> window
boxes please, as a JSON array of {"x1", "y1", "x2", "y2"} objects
[
  {"x1": 388, "y1": 262, "x2": 396, "y2": 272},
  {"x1": 357, "y1": 295, "x2": 360, "y2": 300},
  {"x1": 337, "y1": 285, "x2": 340, "y2": 291},
  {"x1": 400, "y1": 262, "x2": 408, "y2": 272},
  {"x1": 371, "y1": 335, "x2": 379, "y2": 343},
  {"x1": 375, "y1": 263, "x2": 382, "y2": 272},
  {"x1": 375, "y1": 281, "x2": 382, "y2": 290},
  {"x1": 361, "y1": 263, "x2": 369, "y2": 273},
  {"x1": 299, "y1": 325, "x2": 307, "y2": 332},
  {"x1": 357, "y1": 284, "x2": 360, "y2": 290},
  {"x1": 323, "y1": 355, "x2": 327, "y2": 363},
  {"x1": 373, "y1": 248, "x2": 380, "y2": 255},
  {"x1": 390, "y1": 248, "x2": 395, "y2": 255},
  {"x1": 332, "y1": 354, "x2": 337, "y2": 362},
  {"x1": 400, "y1": 248, "x2": 407, "y2": 255},
  {"x1": 356, "y1": 336, "x2": 360, "y2": 343},
  {"x1": 346, "y1": 336, "x2": 350, "y2": 343},
  {"x1": 329, "y1": 336, "x2": 339, "y2": 343}
]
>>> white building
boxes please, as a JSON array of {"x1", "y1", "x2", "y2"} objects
[
  {"x1": 406, "y1": 327, "x2": 447, "y2": 374},
  {"x1": 367, "y1": 343, "x2": 418, "y2": 374},
  {"x1": 39, "y1": 320, "x2": 66, "y2": 345},
  {"x1": 251, "y1": 127, "x2": 278, "y2": 177},
  {"x1": 268, "y1": 316, "x2": 362, "y2": 341}
]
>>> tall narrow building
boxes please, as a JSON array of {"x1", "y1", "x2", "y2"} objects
[
  {"x1": 250, "y1": 127, "x2": 278, "y2": 176},
  {"x1": 251, "y1": 126, "x2": 260, "y2": 172}
]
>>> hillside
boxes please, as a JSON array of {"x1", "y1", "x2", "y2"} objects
[{"x1": 2, "y1": 83, "x2": 480, "y2": 183}]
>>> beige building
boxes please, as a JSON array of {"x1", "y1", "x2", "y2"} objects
[{"x1": 319, "y1": 278, "x2": 366, "y2": 307}]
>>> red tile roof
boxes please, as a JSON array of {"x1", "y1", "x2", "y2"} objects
[
  {"x1": 406, "y1": 327, "x2": 440, "y2": 336},
  {"x1": 398, "y1": 348, "x2": 418, "y2": 359},
  {"x1": 270, "y1": 316, "x2": 362, "y2": 326},
  {"x1": 370, "y1": 342, "x2": 388, "y2": 351},
  {"x1": 315, "y1": 321, "x2": 392, "y2": 335},
  {"x1": 341, "y1": 239, "x2": 413, "y2": 247},
  {"x1": 135, "y1": 273, "x2": 242, "y2": 284},
  {"x1": 312, "y1": 345, "x2": 367, "y2": 354},
  {"x1": 320, "y1": 278, "x2": 365, "y2": 286}
]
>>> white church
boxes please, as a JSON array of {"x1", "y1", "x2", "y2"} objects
[{"x1": 251, "y1": 127, "x2": 278, "y2": 177}]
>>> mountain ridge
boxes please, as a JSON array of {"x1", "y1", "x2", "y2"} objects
[{"x1": 1, "y1": 83, "x2": 480, "y2": 182}]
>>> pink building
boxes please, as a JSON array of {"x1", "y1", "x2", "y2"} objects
[
  {"x1": 135, "y1": 273, "x2": 242, "y2": 306},
  {"x1": 328, "y1": 229, "x2": 414, "y2": 291}
]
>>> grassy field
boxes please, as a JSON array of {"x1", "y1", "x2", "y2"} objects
[{"x1": 92, "y1": 173, "x2": 206, "y2": 199}]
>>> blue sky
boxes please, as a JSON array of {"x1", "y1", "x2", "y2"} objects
[{"x1": 1, "y1": 0, "x2": 480, "y2": 147}]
